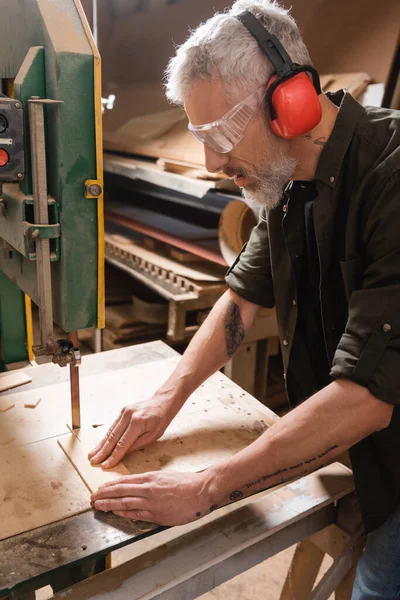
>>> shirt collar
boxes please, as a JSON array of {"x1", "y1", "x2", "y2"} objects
[{"x1": 315, "y1": 90, "x2": 365, "y2": 188}]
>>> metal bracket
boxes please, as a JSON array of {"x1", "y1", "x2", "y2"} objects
[
  {"x1": 33, "y1": 338, "x2": 81, "y2": 367},
  {"x1": 23, "y1": 222, "x2": 60, "y2": 257},
  {"x1": 23, "y1": 222, "x2": 60, "y2": 239}
]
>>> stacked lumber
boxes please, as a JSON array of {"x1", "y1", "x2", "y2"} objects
[
  {"x1": 80, "y1": 263, "x2": 169, "y2": 351},
  {"x1": 102, "y1": 302, "x2": 167, "y2": 351},
  {"x1": 105, "y1": 263, "x2": 137, "y2": 305}
]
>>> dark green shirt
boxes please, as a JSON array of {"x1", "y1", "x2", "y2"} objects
[{"x1": 225, "y1": 90, "x2": 400, "y2": 533}]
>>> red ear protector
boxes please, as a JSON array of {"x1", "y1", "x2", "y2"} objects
[{"x1": 235, "y1": 11, "x2": 322, "y2": 139}]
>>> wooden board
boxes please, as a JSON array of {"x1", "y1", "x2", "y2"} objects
[
  {"x1": 0, "y1": 348, "x2": 279, "y2": 541},
  {"x1": 24, "y1": 397, "x2": 41, "y2": 409},
  {"x1": 0, "y1": 437, "x2": 90, "y2": 541},
  {"x1": 0, "y1": 380, "x2": 71, "y2": 450},
  {"x1": 0, "y1": 370, "x2": 32, "y2": 393},
  {"x1": 0, "y1": 399, "x2": 15, "y2": 413},
  {"x1": 56, "y1": 356, "x2": 278, "y2": 494},
  {"x1": 58, "y1": 429, "x2": 130, "y2": 493}
]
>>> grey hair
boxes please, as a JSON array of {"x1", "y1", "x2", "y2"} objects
[{"x1": 165, "y1": 0, "x2": 312, "y2": 106}]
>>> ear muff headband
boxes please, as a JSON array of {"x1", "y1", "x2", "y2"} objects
[{"x1": 234, "y1": 11, "x2": 321, "y2": 122}]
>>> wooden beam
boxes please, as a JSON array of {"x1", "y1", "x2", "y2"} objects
[{"x1": 280, "y1": 539, "x2": 325, "y2": 600}]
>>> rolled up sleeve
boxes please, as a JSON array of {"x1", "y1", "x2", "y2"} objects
[
  {"x1": 331, "y1": 172, "x2": 400, "y2": 405},
  {"x1": 225, "y1": 206, "x2": 274, "y2": 308}
]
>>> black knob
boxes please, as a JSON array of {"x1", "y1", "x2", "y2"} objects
[{"x1": 0, "y1": 114, "x2": 8, "y2": 134}]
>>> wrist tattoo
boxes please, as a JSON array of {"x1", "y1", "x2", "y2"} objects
[
  {"x1": 242, "y1": 445, "x2": 339, "y2": 491},
  {"x1": 224, "y1": 301, "x2": 245, "y2": 357},
  {"x1": 230, "y1": 490, "x2": 244, "y2": 501}
]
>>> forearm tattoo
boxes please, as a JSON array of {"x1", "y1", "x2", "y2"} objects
[
  {"x1": 224, "y1": 445, "x2": 339, "y2": 511},
  {"x1": 224, "y1": 301, "x2": 245, "y2": 357}
]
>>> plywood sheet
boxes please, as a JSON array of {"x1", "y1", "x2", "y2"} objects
[
  {"x1": 57, "y1": 358, "x2": 278, "y2": 493},
  {"x1": 58, "y1": 430, "x2": 130, "y2": 492},
  {"x1": 0, "y1": 349, "x2": 279, "y2": 540},
  {"x1": 0, "y1": 399, "x2": 15, "y2": 413},
  {"x1": 0, "y1": 437, "x2": 90, "y2": 541},
  {"x1": 0, "y1": 381, "x2": 71, "y2": 450},
  {"x1": 24, "y1": 397, "x2": 41, "y2": 409},
  {"x1": 0, "y1": 371, "x2": 32, "y2": 393}
]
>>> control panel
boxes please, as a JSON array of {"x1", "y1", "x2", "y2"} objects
[{"x1": 0, "y1": 97, "x2": 25, "y2": 182}]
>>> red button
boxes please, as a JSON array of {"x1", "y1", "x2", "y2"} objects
[{"x1": 0, "y1": 149, "x2": 9, "y2": 167}]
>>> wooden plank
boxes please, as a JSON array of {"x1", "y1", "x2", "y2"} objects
[
  {"x1": 58, "y1": 429, "x2": 130, "y2": 493},
  {"x1": 132, "y1": 295, "x2": 169, "y2": 325},
  {"x1": 51, "y1": 464, "x2": 354, "y2": 600},
  {"x1": 280, "y1": 539, "x2": 325, "y2": 600},
  {"x1": 0, "y1": 438, "x2": 90, "y2": 541},
  {"x1": 57, "y1": 362, "x2": 280, "y2": 490},
  {"x1": 335, "y1": 538, "x2": 366, "y2": 600},
  {"x1": 0, "y1": 371, "x2": 32, "y2": 393},
  {"x1": 0, "y1": 399, "x2": 15, "y2": 413},
  {"x1": 0, "y1": 349, "x2": 279, "y2": 543},
  {"x1": 0, "y1": 380, "x2": 71, "y2": 450},
  {"x1": 24, "y1": 397, "x2": 41, "y2": 409},
  {"x1": 309, "y1": 523, "x2": 350, "y2": 560},
  {"x1": 224, "y1": 341, "x2": 258, "y2": 396}
]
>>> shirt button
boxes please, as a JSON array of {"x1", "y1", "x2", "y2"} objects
[
  {"x1": 283, "y1": 373, "x2": 287, "y2": 381},
  {"x1": 382, "y1": 323, "x2": 392, "y2": 333},
  {"x1": 292, "y1": 299, "x2": 297, "y2": 306},
  {"x1": 330, "y1": 176, "x2": 335, "y2": 183},
  {"x1": 283, "y1": 204, "x2": 288, "y2": 213},
  {"x1": 283, "y1": 339, "x2": 289, "y2": 346}
]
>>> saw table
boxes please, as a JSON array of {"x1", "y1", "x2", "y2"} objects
[{"x1": 0, "y1": 341, "x2": 360, "y2": 600}]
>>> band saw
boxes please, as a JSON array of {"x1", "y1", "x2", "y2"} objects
[{"x1": 0, "y1": 0, "x2": 104, "y2": 428}]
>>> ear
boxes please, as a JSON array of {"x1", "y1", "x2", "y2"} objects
[{"x1": 267, "y1": 73, "x2": 322, "y2": 139}]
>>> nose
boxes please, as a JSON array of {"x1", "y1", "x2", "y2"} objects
[{"x1": 204, "y1": 145, "x2": 229, "y2": 174}]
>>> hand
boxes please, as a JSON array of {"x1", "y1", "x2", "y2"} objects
[
  {"x1": 88, "y1": 397, "x2": 173, "y2": 469},
  {"x1": 90, "y1": 469, "x2": 219, "y2": 526}
]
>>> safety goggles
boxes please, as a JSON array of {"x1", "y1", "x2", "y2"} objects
[{"x1": 188, "y1": 86, "x2": 266, "y2": 153}]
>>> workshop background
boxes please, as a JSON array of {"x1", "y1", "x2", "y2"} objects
[
  {"x1": 78, "y1": 0, "x2": 399, "y2": 410},
  {"x1": 0, "y1": 0, "x2": 399, "y2": 598}
]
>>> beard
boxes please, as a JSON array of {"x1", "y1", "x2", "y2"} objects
[
  {"x1": 232, "y1": 122, "x2": 297, "y2": 210},
  {"x1": 241, "y1": 150, "x2": 297, "y2": 210}
]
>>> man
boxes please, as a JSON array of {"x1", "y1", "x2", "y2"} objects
[{"x1": 90, "y1": 1, "x2": 400, "y2": 597}]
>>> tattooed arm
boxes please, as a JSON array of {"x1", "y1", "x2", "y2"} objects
[
  {"x1": 151, "y1": 288, "x2": 259, "y2": 416},
  {"x1": 89, "y1": 289, "x2": 261, "y2": 467},
  {"x1": 92, "y1": 376, "x2": 392, "y2": 524},
  {"x1": 204, "y1": 378, "x2": 393, "y2": 512}
]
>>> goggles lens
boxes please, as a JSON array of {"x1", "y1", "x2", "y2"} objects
[{"x1": 188, "y1": 86, "x2": 266, "y2": 153}]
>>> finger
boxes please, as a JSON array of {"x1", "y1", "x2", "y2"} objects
[
  {"x1": 101, "y1": 425, "x2": 141, "y2": 469},
  {"x1": 97, "y1": 473, "x2": 150, "y2": 491},
  {"x1": 91, "y1": 483, "x2": 147, "y2": 502},
  {"x1": 94, "y1": 497, "x2": 147, "y2": 513},
  {"x1": 90, "y1": 414, "x2": 131, "y2": 465},
  {"x1": 88, "y1": 414, "x2": 122, "y2": 460},
  {"x1": 126, "y1": 431, "x2": 157, "y2": 454},
  {"x1": 113, "y1": 510, "x2": 155, "y2": 522}
]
